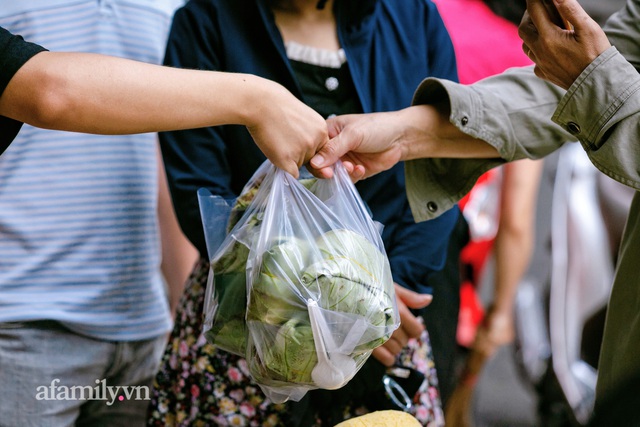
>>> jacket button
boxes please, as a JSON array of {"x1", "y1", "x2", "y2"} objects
[
  {"x1": 427, "y1": 201, "x2": 438, "y2": 212},
  {"x1": 567, "y1": 122, "x2": 581, "y2": 135},
  {"x1": 461, "y1": 116, "x2": 469, "y2": 126}
]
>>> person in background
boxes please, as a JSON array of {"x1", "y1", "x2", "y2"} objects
[
  {"x1": 148, "y1": 0, "x2": 462, "y2": 425},
  {"x1": 0, "y1": 1, "x2": 194, "y2": 425},
  {"x1": 309, "y1": 0, "x2": 640, "y2": 419},
  {"x1": 429, "y1": 1, "x2": 544, "y2": 425},
  {"x1": 0, "y1": 3, "x2": 329, "y2": 426}
]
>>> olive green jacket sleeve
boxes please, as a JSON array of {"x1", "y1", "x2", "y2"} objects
[{"x1": 405, "y1": 0, "x2": 640, "y2": 222}]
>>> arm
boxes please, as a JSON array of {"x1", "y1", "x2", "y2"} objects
[
  {"x1": 158, "y1": 6, "x2": 242, "y2": 256},
  {"x1": 312, "y1": 0, "x2": 640, "y2": 219},
  {"x1": 311, "y1": 66, "x2": 570, "y2": 219},
  {"x1": 156, "y1": 146, "x2": 199, "y2": 317},
  {"x1": 475, "y1": 159, "x2": 543, "y2": 357},
  {"x1": 445, "y1": 159, "x2": 543, "y2": 426},
  {"x1": 0, "y1": 50, "x2": 328, "y2": 178}
]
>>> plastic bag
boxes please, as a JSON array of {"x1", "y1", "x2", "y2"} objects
[{"x1": 200, "y1": 160, "x2": 399, "y2": 403}]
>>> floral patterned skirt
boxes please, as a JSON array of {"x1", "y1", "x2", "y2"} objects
[{"x1": 147, "y1": 259, "x2": 444, "y2": 426}]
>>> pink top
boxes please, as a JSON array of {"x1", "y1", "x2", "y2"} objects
[{"x1": 432, "y1": 0, "x2": 533, "y2": 84}]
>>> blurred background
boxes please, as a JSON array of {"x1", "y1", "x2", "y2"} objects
[{"x1": 470, "y1": 3, "x2": 629, "y2": 426}]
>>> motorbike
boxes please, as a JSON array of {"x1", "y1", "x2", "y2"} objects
[{"x1": 514, "y1": 142, "x2": 633, "y2": 426}]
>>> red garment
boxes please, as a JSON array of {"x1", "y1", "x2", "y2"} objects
[
  {"x1": 432, "y1": 0, "x2": 533, "y2": 347},
  {"x1": 433, "y1": 0, "x2": 533, "y2": 85}
]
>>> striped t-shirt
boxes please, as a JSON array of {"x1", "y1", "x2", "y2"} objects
[{"x1": 0, "y1": 0, "x2": 183, "y2": 341}]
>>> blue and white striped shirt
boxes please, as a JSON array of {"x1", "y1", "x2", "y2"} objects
[{"x1": 0, "y1": 0, "x2": 183, "y2": 341}]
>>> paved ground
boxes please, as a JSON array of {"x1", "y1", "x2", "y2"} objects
[{"x1": 474, "y1": 344, "x2": 539, "y2": 427}]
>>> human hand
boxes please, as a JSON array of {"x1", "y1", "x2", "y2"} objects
[
  {"x1": 519, "y1": 0, "x2": 611, "y2": 90},
  {"x1": 372, "y1": 284, "x2": 432, "y2": 367},
  {"x1": 472, "y1": 306, "x2": 515, "y2": 359},
  {"x1": 308, "y1": 111, "x2": 407, "y2": 180},
  {"x1": 246, "y1": 79, "x2": 329, "y2": 178},
  {"x1": 309, "y1": 104, "x2": 448, "y2": 180}
]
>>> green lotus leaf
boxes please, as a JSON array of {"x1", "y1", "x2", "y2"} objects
[
  {"x1": 247, "y1": 273, "x2": 301, "y2": 325},
  {"x1": 214, "y1": 239, "x2": 250, "y2": 274},
  {"x1": 247, "y1": 237, "x2": 311, "y2": 325},
  {"x1": 261, "y1": 237, "x2": 311, "y2": 283},
  {"x1": 205, "y1": 271, "x2": 248, "y2": 355},
  {"x1": 301, "y1": 229, "x2": 396, "y2": 351},
  {"x1": 252, "y1": 317, "x2": 317, "y2": 385}
]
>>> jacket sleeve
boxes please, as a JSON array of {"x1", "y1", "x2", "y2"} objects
[
  {"x1": 404, "y1": 0, "x2": 640, "y2": 223},
  {"x1": 384, "y1": 1, "x2": 460, "y2": 291},
  {"x1": 159, "y1": 5, "x2": 235, "y2": 257},
  {"x1": 405, "y1": 66, "x2": 569, "y2": 222},
  {"x1": 552, "y1": 0, "x2": 640, "y2": 188}
]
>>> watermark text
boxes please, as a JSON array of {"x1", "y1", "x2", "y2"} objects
[{"x1": 35, "y1": 379, "x2": 150, "y2": 406}]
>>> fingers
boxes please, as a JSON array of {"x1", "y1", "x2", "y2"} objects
[
  {"x1": 372, "y1": 346, "x2": 396, "y2": 367},
  {"x1": 372, "y1": 286, "x2": 433, "y2": 366},
  {"x1": 310, "y1": 117, "x2": 346, "y2": 170},
  {"x1": 542, "y1": 0, "x2": 568, "y2": 29},
  {"x1": 335, "y1": 159, "x2": 365, "y2": 182},
  {"x1": 311, "y1": 114, "x2": 368, "y2": 170},
  {"x1": 394, "y1": 284, "x2": 429, "y2": 340},
  {"x1": 372, "y1": 327, "x2": 408, "y2": 366},
  {"x1": 554, "y1": 0, "x2": 590, "y2": 31},
  {"x1": 350, "y1": 164, "x2": 366, "y2": 182},
  {"x1": 394, "y1": 284, "x2": 433, "y2": 309},
  {"x1": 522, "y1": 1, "x2": 550, "y2": 45},
  {"x1": 387, "y1": 330, "x2": 408, "y2": 353},
  {"x1": 310, "y1": 137, "x2": 347, "y2": 171}
]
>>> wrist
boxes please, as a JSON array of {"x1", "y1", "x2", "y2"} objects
[
  {"x1": 398, "y1": 105, "x2": 440, "y2": 161},
  {"x1": 236, "y1": 74, "x2": 276, "y2": 127}
]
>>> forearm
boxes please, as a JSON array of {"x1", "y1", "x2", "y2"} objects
[
  {"x1": 491, "y1": 222, "x2": 534, "y2": 314},
  {"x1": 395, "y1": 104, "x2": 499, "y2": 161},
  {"x1": 0, "y1": 51, "x2": 274, "y2": 134},
  {"x1": 491, "y1": 160, "x2": 543, "y2": 313}
]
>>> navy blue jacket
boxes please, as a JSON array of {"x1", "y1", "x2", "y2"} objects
[{"x1": 160, "y1": 0, "x2": 460, "y2": 292}]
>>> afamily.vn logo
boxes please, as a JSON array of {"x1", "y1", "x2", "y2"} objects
[{"x1": 35, "y1": 379, "x2": 150, "y2": 406}]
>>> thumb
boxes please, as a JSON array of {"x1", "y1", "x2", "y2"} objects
[
  {"x1": 310, "y1": 133, "x2": 348, "y2": 170},
  {"x1": 554, "y1": 0, "x2": 590, "y2": 30},
  {"x1": 310, "y1": 115, "x2": 360, "y2": 169},
  {"x1": 394, "y1": 284, "x2": 433, "y2": 309}
]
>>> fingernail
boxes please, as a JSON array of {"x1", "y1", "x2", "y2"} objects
[{"x1": 310, "y1": 154, "x2": 324, "y2": 167}]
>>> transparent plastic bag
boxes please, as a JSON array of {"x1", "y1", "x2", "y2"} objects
[{"x1": 200, "y1": 160, "x2": 399, "y2": 403}]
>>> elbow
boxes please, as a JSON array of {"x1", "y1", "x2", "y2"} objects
[{"x1": 23, "y1": 69, "x2": 76, "y2": 130}]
